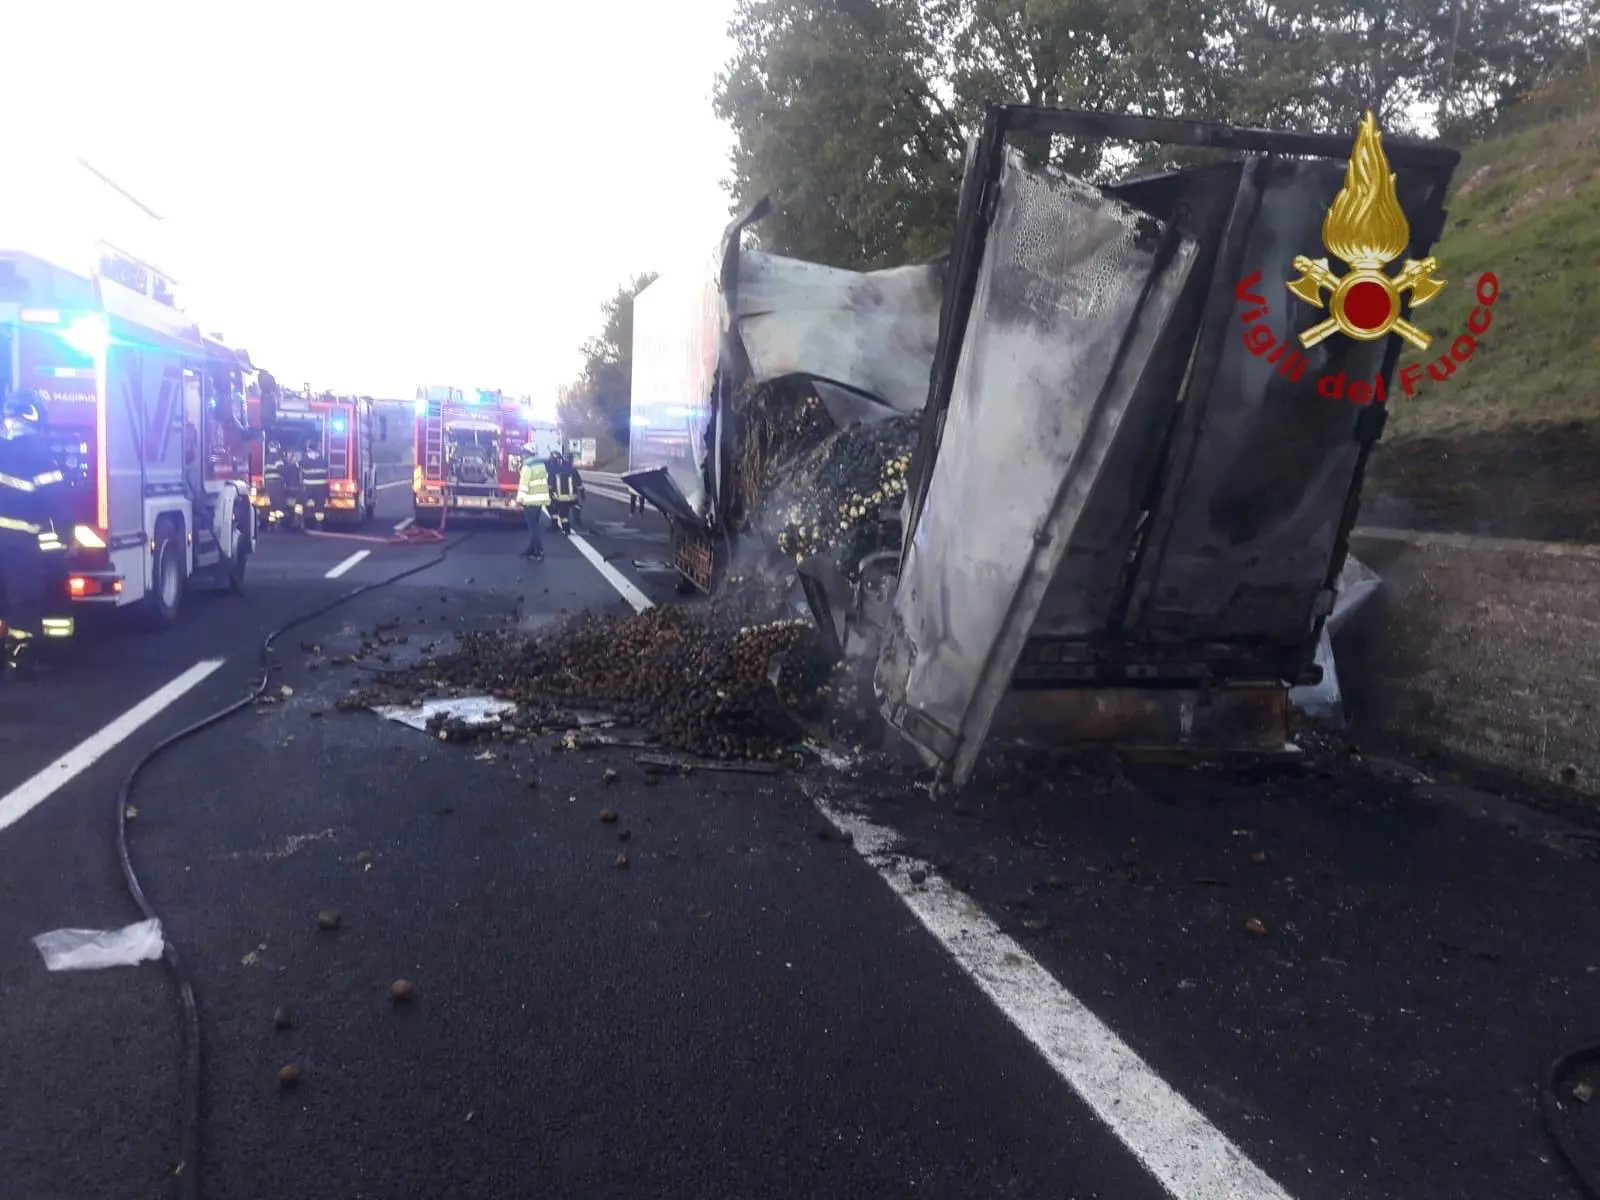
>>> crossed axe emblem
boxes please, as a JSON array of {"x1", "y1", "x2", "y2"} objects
[{"x1": 1286, "y1": 255, "x2": 1446, "y2": 352}]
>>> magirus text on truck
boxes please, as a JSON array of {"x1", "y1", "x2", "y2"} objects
[{"x1": 1, "y1": 244, "x2": 258, "y2": 635}]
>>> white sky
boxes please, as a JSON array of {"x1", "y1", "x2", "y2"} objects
[{"x1": 4, "y1": 1, "x2": 738, "y2": 411}]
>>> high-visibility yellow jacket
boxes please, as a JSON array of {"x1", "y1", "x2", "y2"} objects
[{"x1": 517, "y1": 460, "x2": 551, "y2": 507}]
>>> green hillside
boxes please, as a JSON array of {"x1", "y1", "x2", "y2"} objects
[{"x1": 1389, "y1": 63, "x2": 1600, "y2": 438}]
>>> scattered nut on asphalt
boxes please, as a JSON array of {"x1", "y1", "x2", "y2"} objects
[
  {"x1": 316, "y1": 910, "x2": 341, "y2": 931},
  {"x1": 278, "y1": 1064, "x2": 303, "y2": 1088},
  {"x1": 643, "y1": 772, "x2": 659, "y2": 787},
  {"x1": 355, "y1": 851, "x2": 374, "y2": 867},
  {"x1": 599, "y1": 809, "x2": 618, "y2": 824},
  {"x1": 1250, "y1": 850, "x2": 1268, "y2": 864},
  {"x1": 524, "y1": 776, "x2": 540, "y2": 789},
  {"x1": 618, "y1": 829, "x2": 631, "y2": 842},
  {"x1": 390, "y1": 979, "x2": 415, "y2": 1003},
  {"x1": 602, "y1": 768, "x2": 618, "y2": 784},
  {"x1": 909, "y1": 868, "x2": 928, "y2": 885},
  {"x1": 273, "y1": 1007, "x2": 294, "y2": 1030},
  {"x1": 1244, "y1": 917, "x2": 1269, "y2": 936},
  {"x1": 613, "y1": 853, "x2": 629, "y2": 869},
  {"x1": 1572, "y1": 1081, "x2": 1594, "y2": 1103}
]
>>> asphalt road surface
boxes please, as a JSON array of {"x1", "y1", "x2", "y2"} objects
[{"x1": 1, "y1": 473, "x2": 1597, "y2": 1200}]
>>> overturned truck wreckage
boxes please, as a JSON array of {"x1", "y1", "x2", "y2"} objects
[{"x1": 624, "y1": 105, "x2": 1459, "y2": 788}]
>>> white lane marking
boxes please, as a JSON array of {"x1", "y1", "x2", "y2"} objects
[
  {"x1": 393, "y1": 516, "x2": 415, "y2": 533},
  {"x1": 812, "y1": 793, "x2": 1296, "y2": 1200},
  {"x1": 377, "y1": 478, "x2": 411, "y2": 491},
  {"x1": 584, "y1": 483, "x2": 636, "y2": 505},
  {"x1": 0, "y1": 659, "x2": 226, "y2": 834},
  {"x1": 568, "y1": 533, "x2": 653, "y2": 613},
  {"x1": 567, "y1": 487, "x2": 1284, "y2": 1199},
  {"x1": 325, "y1": 550, "x2": 371, "y2": 579}
]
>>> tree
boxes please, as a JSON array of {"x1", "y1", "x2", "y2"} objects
[
  {"x1": 559, "y1": 272, "x2": 659, "y2": 446},
  {"x1": 713, "y1": 0, "x2": 1591, "y2": 269}
]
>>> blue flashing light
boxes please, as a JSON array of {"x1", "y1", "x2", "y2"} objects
[
  {"x1": 62, "y1": 315, "x2": 109, "y2": 359},
  {"x1": 414, "y1": 395, "x2": 429, "y2": 413},
  {"x1": 332, "y1": 418, "x2": 347, "y2": 433}
]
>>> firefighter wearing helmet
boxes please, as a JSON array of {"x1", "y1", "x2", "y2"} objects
[{"x1": 0, "y1": 392, "x2": 72, "y2": 671}]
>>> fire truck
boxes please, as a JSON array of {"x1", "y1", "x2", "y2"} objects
[
  {"x1": 412, "y1": 386, "x2": 538, "y2": 527},
  {"x1": 248, "y1": 387, "x2": 376, "y2": 529},
  {"x1": 0, "y1": 244, "x2": 257, "y2": 633}
]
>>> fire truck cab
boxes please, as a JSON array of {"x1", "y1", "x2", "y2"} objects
[
  {"x1": 0, "y1": 245, "x2": 258, "y2": 633},
  {"x1": 412, "y1": 386, "x2": 533, "y2": 527}
]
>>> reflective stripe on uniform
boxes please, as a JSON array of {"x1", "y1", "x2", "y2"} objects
[
  {"x1": 0, "y1": 515, "x2": 42, "y2": 535},
  {"x1": 0, "y1": 471, "x2": 35, "y2": 492}
]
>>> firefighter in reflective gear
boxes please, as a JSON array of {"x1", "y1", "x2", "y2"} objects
[
  {"x1": 568, "y1": 456, "x2": 587, "y2": 531},
  {"x1": 263, "y1": 441, "x2": 288, "y2": 528},
  {"x1": 0, "y1": 393, "x2": 71, "y2": 670},
  {"x1": 281, "y1": 448, "x2": 305, "y2": 530},
  {"x1": 549, "y1": 452, "x2": 580, "y2": 535},
  {"x1": 299, "y1": 436, "x2": 329, "y2": 521},
  {"x1": 516, "y1": 444, "x2": 551, "y2": 561}
]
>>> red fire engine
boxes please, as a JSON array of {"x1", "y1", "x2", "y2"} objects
[
  {"x1": 247, "y1": 387, "x2": 376, "y2": 529},
  {"x1": 1, "y1": 248, "x2": 258, "y2": 633},
  {"x1": 412, "y1": 387, "x2": 537, "y2": 527}
]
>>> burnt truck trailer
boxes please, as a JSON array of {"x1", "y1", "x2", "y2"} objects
[{"x1": 624, "y1": 105, "x2": 1459, "y2": 787}]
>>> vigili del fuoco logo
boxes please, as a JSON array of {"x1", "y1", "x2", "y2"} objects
[{"x1": 1234, "y1": 110, "x2": 1498, "y2": 405}]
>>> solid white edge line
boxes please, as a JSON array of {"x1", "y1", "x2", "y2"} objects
[
  {"x1": 0, "y1": 659, "x2": 227, "y2": 834},
  {"x1": 810, "y1": 793, "x2": 1297, "y2": 1200},
  {"x1": 568, "y1": 533, "x2": 653, "y2": 613},
  {"x1": 325, "y1": 549, "x2": 371, "y2": 579},
  {"x1": 393, "y1": 516, "x2": 415, "y2": 533}
]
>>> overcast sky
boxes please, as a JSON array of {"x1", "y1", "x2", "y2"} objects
[{"x1": 4, "y1": 1, "x2": 737, "y2": 411}]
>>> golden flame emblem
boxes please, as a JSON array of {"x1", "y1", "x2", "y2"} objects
[{"x1": 1287, "y1": 111, "x2": 1445, "y2": 351}]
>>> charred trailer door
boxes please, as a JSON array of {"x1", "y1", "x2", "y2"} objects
[{"x1": 878, "y1": 106, "x2": 1458, "y2": 788}]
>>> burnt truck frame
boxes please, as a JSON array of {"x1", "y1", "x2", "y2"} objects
[{"x1": 627, "y1": 104, "x2": 1458, "y2": 783}]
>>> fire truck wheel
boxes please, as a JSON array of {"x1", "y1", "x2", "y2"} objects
[
  {"x1": 227, "y1": 527, "x2": 250, "y2": 594},
  {"x1": 143, "y1": 525, "x2": 185, "y2": 630}
]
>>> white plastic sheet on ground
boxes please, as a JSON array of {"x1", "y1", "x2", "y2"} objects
[
  {"x1": 1290, "y1": 554, "x2": 1381, "y2": 725},
  {"x1": 33, "y1": 918, "x2": 165, "y2": 971},
  {"x1": 371, "y1": 696, "x2": 517, "y2": 733}
]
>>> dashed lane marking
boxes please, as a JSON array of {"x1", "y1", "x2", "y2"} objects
[
  {"x1": 325, "y1": 550, "x2": 371, "y2": 578},
  {"x1": 0, "y1": 659, "x2": 226, "y2": 834},
  {"x1": 377, "y1": 478, "x2": 411, "y2": 491},
  {"x1": 568, "y1": 533, "x2": 653, "y2": 613},
  {"x1": 393, "y1": 517, "x2": 415, "y2": 533},
  {"x1": 573, "y1": 552, "x2": 1294, "y2": 1200}
]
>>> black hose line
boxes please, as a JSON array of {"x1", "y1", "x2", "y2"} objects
[
  {"x1": 115, "y1": 531, "x2": 474, "y2": 1199},
  {"x1": 1543, "y1": 1042, "x2": 1600, "y2": 1200}
]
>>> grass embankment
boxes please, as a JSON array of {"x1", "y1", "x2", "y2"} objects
[
  {"x1": 1389, "y1": 64, "x2": 1600, "y2": 438},
  {"x1": 1361, "y1": 63, "x2": 1600, "y2": 541}
]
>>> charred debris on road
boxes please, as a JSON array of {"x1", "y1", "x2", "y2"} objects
[{"x1": 335, "y1": 382, "x2": 913, "y2": 764}]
